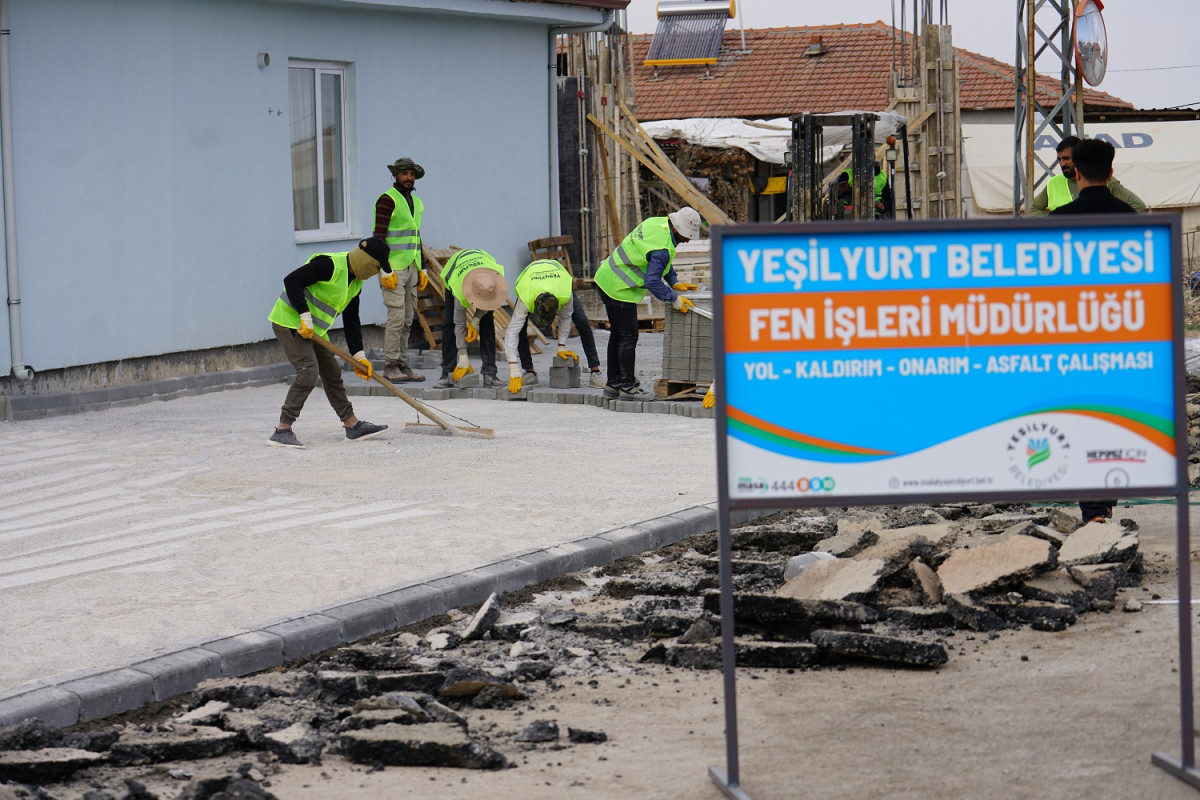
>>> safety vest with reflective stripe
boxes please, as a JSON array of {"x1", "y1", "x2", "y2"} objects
[
  {"x1": 1047, "y1": 174, "x2": 1074, "y2": 211},
  {"x1": 594, "y1": 217, "x2": 675, "y2": 303},
  {"x1": 515, "y1": 260, "x2": 573, "y2": 310},
  {"x1": 267, "y1": 252, "x2": 362, "y2": 340},
  {"x1": 441, "y1": 249, "x2": 505, "y2": 309},
  {"x1": 384, "y1": 187, "x2": 423, "y2": 271}
]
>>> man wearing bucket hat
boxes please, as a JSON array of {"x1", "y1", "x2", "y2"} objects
[
  {"x1": 504, "y1": 259, "x2": 578, "y2": 394},
  {"x1": 594, "y1": 206, "x2": 702, "y2": 401},
  {"x1": 373, "y1": 156, "x2": 429, "y2": 383},
  {"x1": 433, "y1": 249, "x2": 508, "y2": 389},
  {"x1": 266, "y1": 237, "x2": 393, "y2": 449}
]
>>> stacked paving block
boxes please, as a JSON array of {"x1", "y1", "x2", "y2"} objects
[
  {"x1": 549, "y1": 355, "x2": 581, "y2": 388},
  {"x1": 661, "y1": 292, "x2": 713, "y2": 385}
]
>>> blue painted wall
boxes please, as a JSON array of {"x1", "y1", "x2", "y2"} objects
[{"x1": 0, "y1": 0, "x2": 598, "y2": 373}]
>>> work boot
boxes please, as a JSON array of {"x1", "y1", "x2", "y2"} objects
[
  {"x1": 345, "y1": 420, "x2": 388, "y2": 441},
  {"x1": 268, "y1": 428, "x2": 305, "y2": 449},
  {"x1": 398, "y1": 364, "x2": 425, "y2": 382},
  {"x1": 433, "y1": 373, "x2": 455, "y2": 389},
  {"x1": 619, "y1": 383, "x2": 656, "y2": 401},
  {"x1": 481, "y1": 375, "x2": 504, "y2": 389},
  {"x1": 522, "y1": 370, "x2": 540, "y2": 387},
  {"x1": 588, "y1": 370, "x2": 605, "y2": 389},
  {"x1": 383, "y1": 362, "x2": 403, "y2": 382}
]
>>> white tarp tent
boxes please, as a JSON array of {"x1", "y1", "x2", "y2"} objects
[
  {"x1": 641, "y1": 111, "x2": 908, "y2": 167},
  {"x1": 962, "y1": 121, "x2": 1200, "y2": 223}
]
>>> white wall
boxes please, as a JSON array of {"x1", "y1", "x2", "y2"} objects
[{"x1": 0, "y1": 0, "x2": 589, "y2": 373}]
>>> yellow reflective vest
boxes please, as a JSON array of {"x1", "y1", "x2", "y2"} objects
[
  {"x1": 383, "y1": 187, "x2": 423, "y2": 272},
  {"x1": 595, "y1": 217, "x2": 674, "y2": 303},
  {"x1": 441, "y1": 249, "x2": 505, "y2": 308},
  {"x1": 515, "y1": 260, "x2": 573, "y2": 310},
  {"x1": 267, "y1": 252, "x2": 362, "y2": 340}
]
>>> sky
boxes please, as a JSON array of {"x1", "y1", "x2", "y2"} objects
[{"x1": 622, "y1": 0, "x2": 1197, "y2": 110}]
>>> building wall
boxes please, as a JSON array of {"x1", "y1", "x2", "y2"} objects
[{"x1": 0, "y1": 0, "x2": 589, "y2": 381}]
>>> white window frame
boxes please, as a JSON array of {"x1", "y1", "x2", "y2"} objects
[{"x1": 289, "y1": 60, "x2": 351, "y2": 242}]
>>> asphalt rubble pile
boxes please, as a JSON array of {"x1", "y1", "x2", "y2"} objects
[{"x1": 0, "y1": 500, "x2": 1153, "y2": 799}]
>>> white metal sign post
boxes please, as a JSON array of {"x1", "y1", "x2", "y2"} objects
[{"x1": 709, "y1": 215, "x2": 1189, "y2": 798}]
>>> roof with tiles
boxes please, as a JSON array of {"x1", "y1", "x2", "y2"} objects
[{"x1": 628, "y1": 20, "x2": 1131, "y2": 121}]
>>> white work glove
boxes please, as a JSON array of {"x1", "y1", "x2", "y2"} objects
[
  {"x1": 453, "y1": 352, "x2": 474, "y2": 382},
  {"x1": 351, "y1": 350, "x2": 372, "y2": 381},
  {"x1": 672, "y1": 295, "x2": 695, "y2": 313},
  {"x1": 508, "y1": 362, "x2": 522, "y2": 394},
  {"x1": 297, "y1": 312, "x2": 315, "y2": 339}
]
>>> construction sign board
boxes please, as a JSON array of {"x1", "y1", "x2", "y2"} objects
[{"x1": 712, "y1": 215, "x2": 1184, "y2": 509}]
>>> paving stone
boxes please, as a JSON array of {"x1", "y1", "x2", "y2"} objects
[
  {"x1": 131, "y1": 649, "x2": 223, "y2": 702},
  {"x1": 322, "y1": 598, "x2": 401, "y2": 642},
  {"x1": 0, "y1": 686, "x2": 81, "y2": 729},
  {"x1": 0, "y1": 747, "x2": 105, "y2": 783},
  {"x1": 810, "y1": 629, "x2": 948, "y2": 667},
  {"x1": 339, "y1": 722, "x2": 508, "y2": 769},
  {"x1": 936, "y1": 534, "x2": 1055, "y2": 596},
  {"x1": 261, "y1": 615, "x2": 342, "y2": 661},
  {"x1": 57, "y1": 669, "x2": 154, "y2": 723},
  {"x1": 776, "y1": 557, "x2": 886, "y2": 602},
  {"x1": 199, "y1": 631, "x2": 285, "y2": 678}
]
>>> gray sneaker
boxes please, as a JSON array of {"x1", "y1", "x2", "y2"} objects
[
  {"x1": 433, "y1": 373, "x2": 455, "y2": 389},
  {"x1": 345, "y1": 420, "x2": 388, "y2": 441},
  {"x1": 268, "y1": 428, "x2": 305, "y2": 449},
  {"x1": 481, "y1": 375, "x2": 504, "y2": 389},
  {"x1": 522, "y1": 371, "x2": 540, "y2": 387},
  {"x1": 602, "y1": 383, "x2": 621, "y2": 399},
  {"x1": 588, "y1": 370, "x2": 605, "y2": 389},
  {"x1": 619, "y1": 383, "x2": 656, "y2": 401}
]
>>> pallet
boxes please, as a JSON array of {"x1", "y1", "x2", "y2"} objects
[{"x1": 654, "y1": 378, "x2": 710, "y2": 400}]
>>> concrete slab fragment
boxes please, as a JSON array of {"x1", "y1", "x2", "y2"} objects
[{"x1": 936, "y1": 534, "x2": 1055, "y2": 596}]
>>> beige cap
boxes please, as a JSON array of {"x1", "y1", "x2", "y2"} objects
[
  {"x1": 667, "y1": 206, "x2": 702, "y2": 239},
  {"x1": 461, "y1": 269, "x2": 509, "y2": 311}
]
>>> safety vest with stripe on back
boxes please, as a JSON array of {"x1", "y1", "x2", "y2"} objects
[
  {"x1": 267, "y1": 252, "x2": 362, "y2": 340},
  {"x1": 595, "y1": 217, "x2": 675, "y2": 303},
  {"x1": 441, "y1": 249, "x2": 505, "y2": 308},
  {"x1": 384, "y1": 187, "x2": 424, "y2": 272},
  {"x1": 515, "y1": 259, "x2": 573, "y2": 310}
]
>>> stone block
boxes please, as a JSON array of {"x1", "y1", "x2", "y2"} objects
[
  {"x1": 199, "y1": 631, "x2": 285, "y2": 677},
  {"x1": 376, "y1": 583, "x2": 449, "y2": 627},
  {"x1": 0, "y1": 686, "x2": 81, "y2": 728},
  {"x1": 322, "y1": 598, "x2": 401, "y2": 642},
  {"x1": 262, "y1": 615, "x2": 342, "y2": 661},
  {"x1": 596, "y1": 526, "x2": 657, "y2": 559},
  {"x1": 539, "y1": 537, "x2": 617, "y2": 573},
  {"x1": 423, "y1": 571, "x2": 496, "y2": 611},
  {"x1": 57, "y1": 669, "x2": 155, "y2": 722},
  {"x1": 468, "y1": 558, "x2": 543, "y2": 596},
  {"x1": 666, "y1": 505, "x2": 719, "y2": 538},
  {"x1": 130, "y1": 648, "x2": 224, "y2": 702}
]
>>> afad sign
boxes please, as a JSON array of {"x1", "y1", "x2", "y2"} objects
[{"x1": 1034, "y1": 133, "x2": 1152, "y2": 150}]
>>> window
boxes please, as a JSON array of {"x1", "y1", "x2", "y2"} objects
[{"x1": 289, "y1": 62, "x2": 349, "y2": 237}]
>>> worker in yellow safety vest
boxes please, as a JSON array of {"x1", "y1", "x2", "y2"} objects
[
  {"x1": 266, "y1": 237, "x2": 393, "y2": 449},
  {"x1": 594, "y1": 206, "x2": 701, "y2": 401},
  {"x1": 375, "y1": 156, "x2": 429, "y2": 383},
  {"x1": 1027, "y1": 136, "x2": 1147, "y2": 215},
  {"x1": 433, "y1": 249, "x2": 509, "y2": 389},
  {"x1": 504, "y1": 259, "x2": 578, "y2": 394}
]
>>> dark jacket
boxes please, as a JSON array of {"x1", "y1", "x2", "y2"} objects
[{"x1": 1049, "y1": 185, "x2": 1136, "y2": 215}]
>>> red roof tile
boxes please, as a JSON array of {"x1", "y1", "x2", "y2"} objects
[{"x1": 628, "y1": 21, "x2": 1130, "y2": 121}]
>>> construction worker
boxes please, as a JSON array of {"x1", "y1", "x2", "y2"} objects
[
  {"x1": 433, "y1": 249, "x2": 508, "y2": 389},
  {"x1": 375, "y1": 157, "x2": 429, "y2": 383},
  {"x1": 266, "y1": 238, "x2": 392, "y2": 449},
  {"x1": 1049, "y1": 137, "x2": 1136, "y2": 525},
  {"x1": 839, "y1": 166, "x2": 891, "y2": 219},
  {"x1": 505, "y1": 259, "x2": 577, "y2": 394},
  {"x1": 595, "y1": 206, "x2": 701, "y2": 401},
  {"x1": 1027, "y1": 136, "x2": 1146, "y2": 216}
]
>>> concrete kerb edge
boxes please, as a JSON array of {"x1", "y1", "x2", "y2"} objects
[{"x1": 0, "y1": 502, "x2": 776, "y2": 729}]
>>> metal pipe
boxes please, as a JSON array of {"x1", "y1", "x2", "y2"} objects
[
  {"x1": 548, "y1": 9, "x2": 615, "y2": 237},
  {"x1": 1, "y1": 0, "x2": 30, "y2": 380}
]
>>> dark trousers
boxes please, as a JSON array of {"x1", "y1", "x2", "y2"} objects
[
  {"x1": 439, "y1": 309, "x2": 497, "y2": 378},
  {"x1": 598, "y1": 287, "x2": 639, "y2": 389},
  {"x1": 273, "y1": 322, "x2": 353, "y2": 426},
  {"x1": 516, "y1": 291, "x2": 601, "y2": 372},
  {"x1": 1079, "y1": 499, "x2": 1116, "y2": 521}
]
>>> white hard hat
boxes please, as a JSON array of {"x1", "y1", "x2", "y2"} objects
[{"x1": 667, "y1": 206, "x2": 702, "y2": 239}]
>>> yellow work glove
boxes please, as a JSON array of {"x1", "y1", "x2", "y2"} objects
[
  {"x1": 417, "y1": 270, "x2": 429, "y2": 292},
  {"x1": 379, "y1": 271, "x2": 398, "y2": 291},
  {"x1": 351, "y1": 350, "x2": 373, "y2": 381},
  {"x1": 508, "y1": 363, "x2": 522, "y2": 394},
  {"x1": 465, "y1": 323, "x2": 479, "y2": 344},
  {"x1": 672, "y1": 282, "x2": 699, "y2": 291},
  {"x1": 453, "y1": 353, "x2": 474, "y2": 383},
  {"x1": 297, "y1": 312, "x2": 315, "y2": 339},
  {"x1": 556, "y1": 349, "x2": 579, "y2": 365},
  {"x1": 672, "y1": 295, "x2": 694, "y2": 314},
  {"x1": 703, "y1": 385, "x2": 715, "y2": 409}
]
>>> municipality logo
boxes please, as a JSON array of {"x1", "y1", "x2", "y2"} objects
[{"x1": 1006, "y1": 421, "x2": 1069, "y2": 489}]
